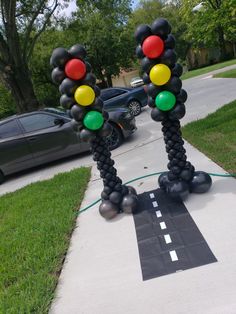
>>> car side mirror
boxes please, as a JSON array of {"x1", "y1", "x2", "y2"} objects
[{"x1": 54, "y1": 118, "x2": 65, "y2": 126}]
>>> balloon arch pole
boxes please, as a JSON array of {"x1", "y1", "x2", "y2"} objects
[
  {"x1": 50, "y1": 45, "x2": 138, "y2": 220},
  {"x1": 135, "y1": 18, "x2": 212, "y2": 200}
]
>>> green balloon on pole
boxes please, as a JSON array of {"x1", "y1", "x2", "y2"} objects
[
  {"x1": 155, "y1": 91, "x2": 176, "y2": 111},
  {"x1": 83, "y1": 111, "x2": 104, "y2": 130}
]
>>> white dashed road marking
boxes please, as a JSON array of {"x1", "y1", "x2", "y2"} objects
[
  {"x1": 170, "y1": 250, "x2": 178, "y2": 262},
  {"x1": 156, "y1": 210, "x2": 162, "y2": 218},
  {"x1": 149, "y1": 193, "x2": 155, "y2": 199},
  {"x1": 164, "y1": 234, "x2": 172, "y2": 244},
  {"x1": 160, "y1": 222, "x2": 167, "y2": 230},
  {"x1": 152, "y1": 201, "x2": 158, "y2": 208}
]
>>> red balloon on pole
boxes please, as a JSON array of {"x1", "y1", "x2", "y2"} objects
[
  {"x1": 65, "y1": 59, "x2": 86, "y2": 80},
  {"x1": 142, "y1": 35, "x2": 164, "y2": 59}
]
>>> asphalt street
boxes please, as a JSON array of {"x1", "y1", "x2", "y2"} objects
[{"x1": 1, "y1": 64, "x2": 236, "y2": 196}]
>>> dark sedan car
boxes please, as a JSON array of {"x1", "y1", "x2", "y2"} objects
[
  {"x1": 0, "y1": 108, "x2": 136, "y2": 184},
  {"x1": 100, "y1": 86, "x2": 148, "y2": 116}
]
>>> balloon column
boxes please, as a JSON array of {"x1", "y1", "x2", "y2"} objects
[
  {"x1": 50, "y1": 44, "x2": 138, "y2": 219},
  {"x1": 135, "y1": 19, "x2": 212, "y2": 200}
]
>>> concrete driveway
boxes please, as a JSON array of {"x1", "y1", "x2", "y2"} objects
[{"x1": 1, "y1": 64, "x2": 236, "y2": 196}]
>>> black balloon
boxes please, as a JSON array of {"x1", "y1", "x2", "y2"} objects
[
  {"x1": 158, "y1": 172, "x2": 170, "y2": 189},
  {"x1": 60, "y1": 94, "x2": 75, "y2": 109},
  {"x1": 147, "y1": 83, "x2": 162, "y2": 98},
  {"x1": 109, "y1": 191, "x2": 123, "y2": 204},
  {"x1": 136, "y1": 45, "x2": 145, "y2": 59},
  {"x1": 166, "y1": 180, "x2": 190, "y2": 200},
  {"x1": 81, "y1": 73, "x2": 96, "y2": 86},
  {"x1": 51, "y1": 67, "x2": 65, "y2": 84},
  {"x1": 165, "y1": 76, "x2": 182, "y2": 94},
  {"x1": 71, "y1": 104, "x2": 86, "y2": 121},
  {"x1": 121, "y1": 194, "x2": 138, "y2": 214},
  {"x1": 70, "y1": 119, "x2": 81, "y2": 132},
  {"x1": 127, "y1": 186, "x2": 137, "y2": 195},
  {"x1": 165, "y1": 34, "x2": 176, "y2": 49},
  {"x1": 148, "y1": 97, "x2": 156, "y2": 108},
  {"x1": 50, "y1": 47, "x2": 70, "y2": 68},
  {"x1": 151, "y1": 107, "x2": 166, "y2": 121},
  {"x1": 99, "y1": 200, "x2": 119, "y2": 219},
  {"x1": 176, "y1": 89, "x2": 188, "y2": 103},
  {"x1": 172, "y1": 63, "x2": 183, "y2": 77},
  {"x1": 94, "y1": 85, "x2": 101, "y2": 97},
  {"x1": 141, "y1": 57, "x2": 158, "y2": 73},
  {"x1": 59, "y1": 78, "x2": 78, "y2": 96},
  {"x1": 69, "y1": 44, "x2": 86, "y2": 60},
  {"x1": 134, "y1": 24, "x2": 152, "y2": 43},
  {"x1": 80, "y1": 128, "x2": 96, "y2": 142},
  {"x1": 99, "y1": 122, "x2": 112, "y2": 137},
  {"x1": 180, "y1": 169, "x2": 193, "y2": 181},
  {"x1": 151, "y1": 18, "x2": 171, "y2": 38},
  {"x1": 85, "y1": 61, "x2": 92, "y2": 73},
  {"x1": 143, "y1": 72, "x2": 151, "y2": 84},
  {"x1": 190, "y1": 171, "x2": 212, "y2": 193},
  {"x1": 160, "y1": 49, "x2": 177, "y2": 67},
  {"x1": 169, "y1": 104, "x2": 186, "y2": 120}
]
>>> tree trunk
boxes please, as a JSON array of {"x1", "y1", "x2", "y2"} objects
[
  {"x1": 106, "y1": 74, "x2": 113, "y2": 87},
  {"x1": 217, "y1": 26, "x2": 227, "y2": 61},
  {"x1": 3, "y1": 62, "x2": 39, "y2": 113}
]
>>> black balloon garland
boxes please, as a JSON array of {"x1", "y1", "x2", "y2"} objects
[
  {"x1": 135, "y1": 18, "x2": 212, "y2": 200},
  {"x1": 50, "y1": 44, "x2": 138, "y2": 219}
]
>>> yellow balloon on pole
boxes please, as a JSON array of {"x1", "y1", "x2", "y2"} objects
[
  {"x1": 74, "y1": 85, "x2": 95, "y2": 106},
  {"x1": 150, "y1": 64, "x2": 171, "y2": 86}
]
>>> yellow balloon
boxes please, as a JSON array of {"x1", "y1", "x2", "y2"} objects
[
  {"x1": 150, "y1": 64, "x2": 171, "y2": 86},
  {"x1": 74, "y1": 85, "x2": 95, "y2": 106}
]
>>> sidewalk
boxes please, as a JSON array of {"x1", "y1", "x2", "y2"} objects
[{"x1": 50, "y1": 135, "x2": 236, "y2": 314}]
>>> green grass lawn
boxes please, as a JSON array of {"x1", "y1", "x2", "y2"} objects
[
  {"x1": 182, "y1": 100, "x2": 236, "y2": 174},
  {"x1": 213, "y1": 68, "x2": 236, "y2": 78},
  {"x1": 181, "y1": 59, "x2": 236, "y2": 80},
  {"x1": 0, "y1": 167, "x2": 91, "y2": 313}
]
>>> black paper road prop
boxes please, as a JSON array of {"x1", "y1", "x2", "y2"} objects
[
  {"x1": 133, "y1": 189, "x2": 217, "y2": 281},
  {"x1": 135, "y1": 18, "x2": 212, "y2": 200},
  {"x1": 50, "y1": 45, "x2": 138, "y2": 219}
]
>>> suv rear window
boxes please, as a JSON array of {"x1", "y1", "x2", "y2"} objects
[{"x1": 0, "y1": 119, "x2": 22, "y2": 139}]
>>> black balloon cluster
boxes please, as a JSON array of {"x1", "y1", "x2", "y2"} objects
[
  {"x1": 50, "y1": 44, "x2": 112, "y2": 140},
  {"x1": 50, "y1": 44, "x2": 138, "y2": 219},
  {"x1": 135, "y1": 18, "x2": 212, "y2": 200}
]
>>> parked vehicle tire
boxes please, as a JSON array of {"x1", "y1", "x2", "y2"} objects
[
  {"x1": 106, "y1": 123, "x2": 123, "y2": 150},
  {"x1": 128, "y1": 100, "x2": 141, "y2": 116},
  {"x1": 0, "y1": 170, "x2": 5, "y2": 185}
]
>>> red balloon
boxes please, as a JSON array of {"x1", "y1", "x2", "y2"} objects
[
  {"x1": 142, "y1": 35, "x2": 164, "y2": 59},
  {"x1": 65, "y1": 59, "x2": 86, "y2": 80}
]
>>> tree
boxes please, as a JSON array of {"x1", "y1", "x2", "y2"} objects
[
  {"x1": 68, "y1": 0, "x2": 133, "y2": 87},
  {"x1": 180, "y1": 0, "x2": 236, "y2": 61},
  {"x1": 0, "y1": 0, "x2": 66, "y2": 113},
  {"x1": 127, "y1": 0, "x2": 190, "y2": 63}
]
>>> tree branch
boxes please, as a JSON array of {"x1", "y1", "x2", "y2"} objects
[
  {"x1": 22, "y1": 0, "x2": 47, "y2": 61},
  {"x1": 26, "y1": 0, "x2": 59, "y2": 61}
]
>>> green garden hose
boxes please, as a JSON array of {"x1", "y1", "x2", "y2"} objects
[{"x1": 77, "y1": 172, "x2": 236, "y2": 215}]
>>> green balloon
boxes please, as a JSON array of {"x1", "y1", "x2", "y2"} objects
[
  {"x1": 155, "y1": 91, "x2": 176, "y2": 111},
  {"x1": 83, "y1": 110, "x2": 104, "y2": 130}
]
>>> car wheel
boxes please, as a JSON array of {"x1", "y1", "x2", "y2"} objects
[
  {"x1": 106, "y1": 124, "x2": 123, "y2": 150},
  {"x1": 0, "y1": 170, "x2": 5, "y2": 185},
  {"x1": 128, "y1": 100, "x2": 141, "y2": 116}
]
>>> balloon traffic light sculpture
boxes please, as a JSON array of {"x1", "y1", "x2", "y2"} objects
[
  {"x1": 135, "y1": 18, "x2": 212, "y2": 200},
  {"x1": 50, "y1": 45, "x2": 138, "y2": 219}
]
